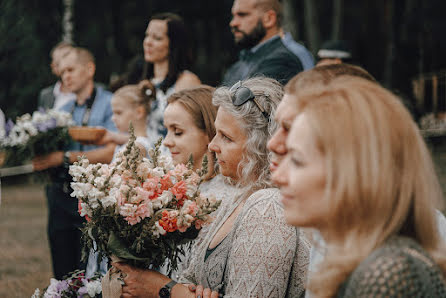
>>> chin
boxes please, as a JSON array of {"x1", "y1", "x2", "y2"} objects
[{"x1": 284, "y1": 211, "x2": 306, "y2": 228}]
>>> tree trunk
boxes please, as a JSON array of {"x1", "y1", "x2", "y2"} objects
[
  {"x1": 331, "y1": 0, "x2": 343, "y2": 40},
  {"x1": 303, "y1": 0, "x2": 320, "y2": 54},
  {"x1": 383, "y1": 0, "x2": 395, "y2": 88},
  {"x1": 62, "y1": 0, "x2": 74, "y2": 43},
  {"x1": 282, "y1": 0, "x2": 299, "y2": 39}
]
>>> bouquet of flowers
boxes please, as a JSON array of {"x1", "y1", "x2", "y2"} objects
[
  {"x1": 31, "y1": 270, "x2": 102, "y2": 298},
  {"x1": 1, "y1": 108, "x2": 74, "y2": 167},
  {"x1": 69, "y1": 129, "x2": 221, "y2": 286}
]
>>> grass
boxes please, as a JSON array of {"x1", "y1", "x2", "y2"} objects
[
  {"x1": 0, "y1": 139, "x2": 445, "y2": 297},
  {"x1": 0, "y1": 177, "x2": 52, "y2": 297}
]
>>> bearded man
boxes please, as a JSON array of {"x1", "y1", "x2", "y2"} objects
[{"x1": 222, "y1": 0, "x2": 303, "y2": 86}]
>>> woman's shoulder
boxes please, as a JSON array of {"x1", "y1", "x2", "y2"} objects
[
  {"x1": 244, "y1": 188, "x2": 281, "y2": 208},
  {"x1": 174, "y1": 71, "x2": 201, "y2": 91},
  {"x1": 341, "y1": 236, "x2": 446, "y2": 297}
]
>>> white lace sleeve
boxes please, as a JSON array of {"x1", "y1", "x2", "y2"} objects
[{"x1": 223, "y1": 189, "x2": 307, "y2": 297}]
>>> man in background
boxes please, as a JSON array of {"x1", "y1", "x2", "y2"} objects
[
  {"x1": 33, "y1": 47, "x2": 116, "y2": 279},
  {"x1": 38, "y1": 42, "x2": 76, "y2": 110},
  {"x1": 222, "y1": 0, "x2": 303, "y2": 86}
]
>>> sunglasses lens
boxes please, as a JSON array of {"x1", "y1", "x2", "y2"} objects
[{"x1": 233, "y1": 87, "x2": 254, "y2": 106}]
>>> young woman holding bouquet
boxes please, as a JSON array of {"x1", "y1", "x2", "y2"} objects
[
  {"x1": 161, "y1": 85, "x2": 238, "y2": 278},
  {"x1": 114, "y1": 77, "x2": 310, "y2": 297},
  {"x1": 272, "y1": 76, "x2": 446, "y2": 296}
]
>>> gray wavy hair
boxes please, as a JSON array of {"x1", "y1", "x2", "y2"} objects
[{"x1": 213, "y1": 77, "x2": 282, "y2": 192}]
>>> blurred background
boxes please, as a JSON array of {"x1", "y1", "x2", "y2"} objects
[{"x1": 1, "y1": 0, "x2": 446, "y2": 120}]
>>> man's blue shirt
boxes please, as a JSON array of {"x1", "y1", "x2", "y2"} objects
[{"x1": 61, "y1": 86, "x2": 116, "y2": 152}]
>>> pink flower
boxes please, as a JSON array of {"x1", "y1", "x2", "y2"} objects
[
  {"x1": 159, "y1": 210, "x2": 178, "y2": 232},
  {"x1": 171, "y1": 181, "x2": 187, "y2": 206},
  {"x1": 135, "y1": 187, "x2": 154, "y2": 203},
  {"x1": 159, "y1": 174, "x2": 173, "y2": 191},
  {"x1": 121, "y1": 202, "x2": 153, "y2": 225},
  {"x1": 169, "y1": 163, "x2": 188, "y2": 178}
]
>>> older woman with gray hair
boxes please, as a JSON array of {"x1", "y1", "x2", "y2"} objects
[{"x1": 114, "y1": 77, "x2": 310, "y2": 298}]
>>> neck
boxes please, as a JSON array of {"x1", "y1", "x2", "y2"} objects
[
  {"x1": 258, "y1": 28, "x2": 280, "y2": 45},
  {"x1": 76, "y1": 81, "x2": 94, "y2": 105},
  {"x1": 132, "y1": 121, "x2": 147, "y2": 137},
  {"x1": 153, "y1": 60, "x2": 169, "y2": 81}
]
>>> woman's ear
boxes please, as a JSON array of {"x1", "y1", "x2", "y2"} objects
[{"x1": 136, "y1": 105, "x2": 146, "y2": 120}]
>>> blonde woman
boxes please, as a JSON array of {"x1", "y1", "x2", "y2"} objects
[{"x1": 273, "y1": 76, "x2": 446, "y2": 297}]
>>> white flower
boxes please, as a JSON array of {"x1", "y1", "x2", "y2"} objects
[
  {"x1": 158, "y1": 155, "x2": 174, "y2": 170},
  {"x1": 109, "y1": 175, "x2": 122, "y2": 188},
  {"x1": 79, "y1": 202, "x2": 92, "y2": 217},
  {"x1": 186, "y1": 183, "x2": 198, "y2": 197},
  {"x1": 88, "y1": 187, "x2": 105, "y2": 200},
  {"x1": 151, "y1": 167, "x2": 165, "y2": 177},
  {"x1": 31, "y1": 288, "x2": 40, "y2": 298},
  {"x1": 70, "y1": 182, "x2": 93, "y2": 198},
  {"x1": 152, "y1": 191, "x2": 173, "y2": 209},
  {"x1": 136, "y1": 162, "x2": 151, "y2": 178},
  {"x1": 119, "y1": 203, "x2": 137, "y2": 217},
  {"x1": 94, "y1": 176, "x2": 107, "y2": 189},
  {"x1": 101, "y1": 195, "x2": 117, "y2": 208},
  {"x1": 86, "y1": 280, "x2": 102, "y2": 296},
  {"x1": 153, "y1": 221, "x2": 166, "y2": 237}
]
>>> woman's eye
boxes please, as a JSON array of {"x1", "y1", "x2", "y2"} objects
[
  {"x1": 174, "y1": 130, "x2": 183, "y2": 136},
  {"x1": 222, "y1": 134, "x2": 232, "y2": 142},
  {"x1": 291, "y1": 157, "x2": 303, "y2": 167}
]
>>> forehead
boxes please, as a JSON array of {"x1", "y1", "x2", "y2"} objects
[
  {"x1": 147, "y1": 19, "x2": 168, "y2": 33},
  {"x1": 276, "y1": 94, "x2": 299, "y2": 123},
  {"x1": 215, "y1": 107, "x2": 245, "y2": 134},
  {"x1": 59, "y1": 52, "x2": 79, "y2": 68},
  {"x1": 164, "y1": 102, "x2": 195, "y2": 125},
  {"x1": 287, "y1": 113, "x2": 315, "y2": 151}
]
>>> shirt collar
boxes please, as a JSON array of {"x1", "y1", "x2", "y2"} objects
[
  {"x1": 75, "y1": 87, "x2": 97, "y2": 107},
  {"x1": 250, "y1": 35, "x2": 280, "y2": 53}
]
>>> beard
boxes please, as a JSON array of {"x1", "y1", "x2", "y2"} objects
[{"x1": 232, "y1": 20, "x2": 267, "y2": 49}]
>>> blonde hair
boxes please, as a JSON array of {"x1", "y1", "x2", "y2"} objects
[
  {"x1": 113, "y1": 80, "x2": 156, "y2": 115},
  {"x1": 70, "y1": 47, "x2": 95, "y2": 65},
  {"x1": 167, "y1": 85, "x2": 218, "y2": 178},
  {"x1": 285, "y1": 63, "x2": 375, "y2": 95},
  {"x1": 289, "y1": 76, "x2": 446, "y2": 296}
]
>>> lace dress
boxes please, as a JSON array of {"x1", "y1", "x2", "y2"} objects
[
  {"x1": 179, "y1": 188, "x2": 310, "y2": 297},
  {"x1": 337, "y1": 236, "x2": 446, "y2": 297}
]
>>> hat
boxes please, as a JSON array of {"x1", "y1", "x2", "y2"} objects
[{"x1": 317, "y1": 40, "x2": 352, "y2": 59}]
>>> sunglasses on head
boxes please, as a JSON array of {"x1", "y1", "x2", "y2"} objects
[{"x1": 230, "y1": 81, "x2": 269, "y2": 119}]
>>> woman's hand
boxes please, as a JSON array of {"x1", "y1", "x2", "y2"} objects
[
  {"x1": 113, "y1": 262, "x2": 170, "y2": 298},
  {"x1": 96, "y1": 130, "x2": 129, "y2": 146},
  {"x1": 189, "y1": 284, "x2": 220, "y2": 298}
]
